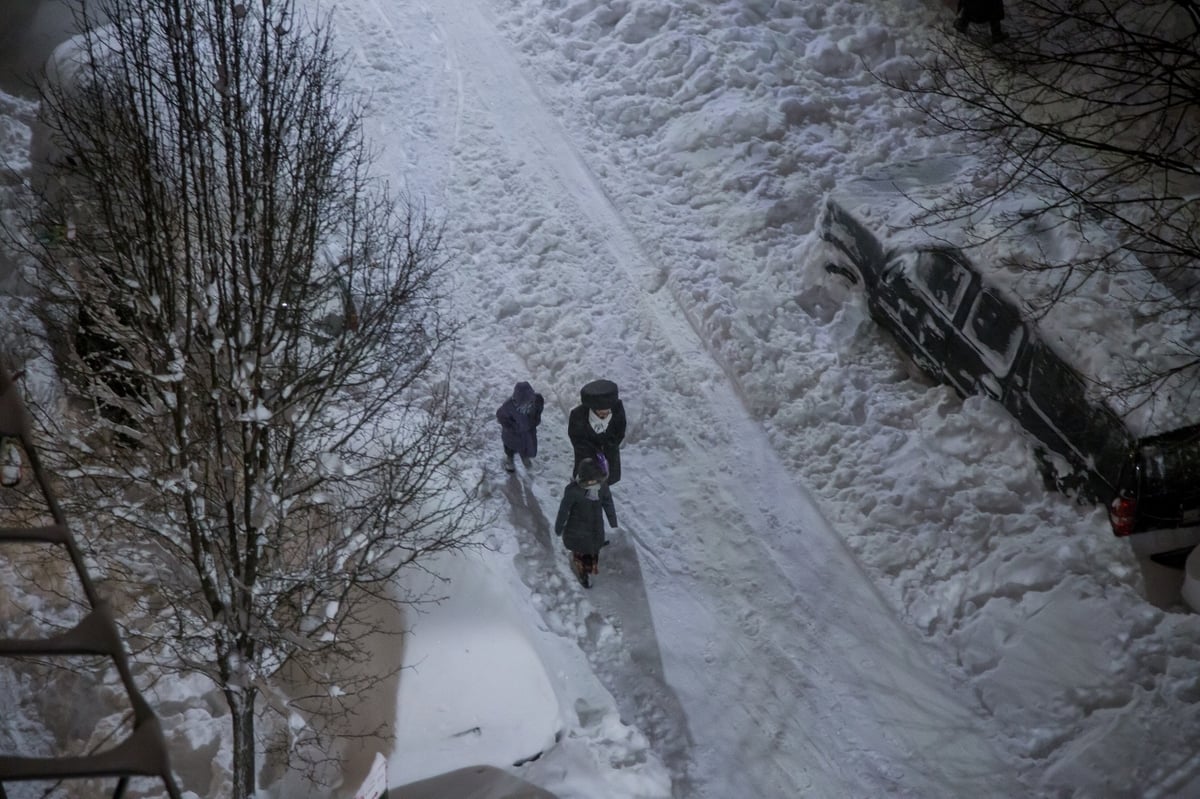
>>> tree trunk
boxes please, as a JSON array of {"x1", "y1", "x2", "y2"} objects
[{"x1": 228, "y1": 688, "x2": 258, "y2": 799}]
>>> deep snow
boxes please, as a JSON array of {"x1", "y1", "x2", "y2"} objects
[{"x1": 3, "y1": 0, "x2": 1200, "y2": 798}]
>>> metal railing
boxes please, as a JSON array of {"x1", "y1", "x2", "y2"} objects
[{"x1": 0, "y1": 364, "x2": 182, "y2": 799}]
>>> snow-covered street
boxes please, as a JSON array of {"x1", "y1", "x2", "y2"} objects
[
  {"x1": 345, "y1": 1, "x2": 1020, "y2": 795},
  {"x1": 3, "y1": 1, "x2": 1200, "y2": 797},
  {"x1": 326, "y1": 0, "x2": 1200, "y2": 796}
]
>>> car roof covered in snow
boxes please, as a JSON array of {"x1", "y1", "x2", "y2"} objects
[{"x1": 826, "y1": 158, "x2": 1200, "y2": 439}]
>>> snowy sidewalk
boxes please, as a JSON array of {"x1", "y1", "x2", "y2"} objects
[{"x1": 331, "y1": 0, "x2": 1023, "y2": 796}]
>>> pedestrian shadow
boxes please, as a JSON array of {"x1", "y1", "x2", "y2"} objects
[
  {"x1": 498, "y1": 468, "x2": 695, "y2": 796},
  {"x1": 501, "y1": 472, "x2": 554, "y2": 549},
  {"x1": 592, "y1": 518, "x2": 697, "y2": 798}
]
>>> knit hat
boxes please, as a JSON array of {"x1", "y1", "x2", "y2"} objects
[{"x1": 576, "y1": 458, "x2": 605, "y2": 485}]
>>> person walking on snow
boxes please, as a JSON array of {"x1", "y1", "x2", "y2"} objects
[
  {"x1": 568, "y1": 379, "x2": 626, "y2": 485},
  {"x1": 554, "y1": 458, "x2": 618, "y2": 588},
  {"x1": 496, "y1": 381, "x2": 544, "y2": 472},
  {"x1": 954, "y1": 0, "x2": 1008, "y2": 42}
]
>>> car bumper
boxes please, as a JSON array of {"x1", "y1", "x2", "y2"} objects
[
  {"x1": 1184, "y1": 547, "x2": 1200, "y2": 613},
  {"x1": 1127, "y1": 525, "x2": 1200, "y2": 558}
]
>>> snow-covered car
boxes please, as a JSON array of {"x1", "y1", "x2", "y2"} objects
[{"x1": 819, "y1": 179, "x2": 1200, "y2": 589}]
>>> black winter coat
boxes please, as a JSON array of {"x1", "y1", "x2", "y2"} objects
[
  {"x1": 554, "y1": 482, "x2": 617, "y2": 556},
  {"x1": 959, "y1": 0, "x2": 1004, "y2": 23},
  {"x1": 568, "y1": 400, "x2": 626, "y2": 484}
]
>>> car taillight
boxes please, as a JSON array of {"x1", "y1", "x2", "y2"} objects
[{"x1": 1110, "y1": 496, "x2": 1137, "y2": 537}]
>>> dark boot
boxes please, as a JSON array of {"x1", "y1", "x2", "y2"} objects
[
  {"x1": 572, "y1": 554, "x2": 590, "y2": 588},
  {"x1": 990, "y1": 21, "x2": 1008, "y2": 42}
]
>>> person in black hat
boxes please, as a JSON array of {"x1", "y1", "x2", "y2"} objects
[
  {"x1": 554, "y1": 457, "x2": 618, "y2": 588},
  {"x1": 953, "y1": 0, "x2": 1008, "y2": 43},
  {"x1": 568, "y1": 379, "x2": 626, "y2": 485}
]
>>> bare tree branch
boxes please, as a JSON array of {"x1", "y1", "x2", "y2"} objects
[
  {"x1": 877, "y1": 0, "x2": 1200, "y2": 413},
  {"x1": 10, "y1": 1, "x2": 488, "y2": 795}
]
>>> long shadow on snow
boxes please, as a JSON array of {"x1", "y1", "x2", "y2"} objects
[
  {"x1": 502, "y1": 471, "x2": 554, "y2": 548},
  {"x1": 501, "y1": 471, "x2": 697, "y2": 798}
]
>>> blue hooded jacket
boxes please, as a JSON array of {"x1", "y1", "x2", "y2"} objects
[{"x1": 496, "y1": 381, "x2": 544, "y2": 457}]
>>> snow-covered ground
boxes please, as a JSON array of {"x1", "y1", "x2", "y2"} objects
[{"x1": 3, "y1": 0, "x2": 1200, "y2": 797}]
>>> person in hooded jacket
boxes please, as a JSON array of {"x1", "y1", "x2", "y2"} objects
[
  {"x1": 554, "y1": 458, "x2": 618, "y2": 588},
  {"x1": 568, "y1": 379, "x2": 626, "y2": 485},
  {"x1": 496, "y1": 381, "x2": 545, "y2": 472}
]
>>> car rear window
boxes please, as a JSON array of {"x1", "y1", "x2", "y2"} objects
[{"x1": 1138, "y1": 428, "x2": 1200, "y2": 497}]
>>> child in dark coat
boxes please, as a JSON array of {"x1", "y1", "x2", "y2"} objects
[
  {"x1": 554, "y1": 458, "x2": 618, "y2": 588},
  {"x1": 496, "y1": 381, "x2": 544, "y2": 472}
]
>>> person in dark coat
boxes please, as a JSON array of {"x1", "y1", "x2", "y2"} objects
[
  {"x1": 568, "y1": 379, "x2": 626, "y2": 485},
  {"x1": 496, "y1": 381, "x2": 544, "y2": 472},
  {"x1": 954, "y1": 0, "x2": 1007, "y2": 42},
  {"x1": 554, "y1": 458, "x2": 618, "y2": 588}
]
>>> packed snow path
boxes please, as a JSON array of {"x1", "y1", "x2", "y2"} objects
[{"x1": 330, "y1": 1, "x2": 1024, "y2": 796}]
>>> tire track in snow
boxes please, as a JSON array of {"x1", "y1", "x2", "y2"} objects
[
  {"x1": 335, "y1": 0, "x2": 1025, "y2": 796},
  {"x1": 332, "y1": 1, "x2": 685, "y2": 791},
  {"x1": 495, "y1": 462, "x2": 697, "y2": 795},
  {"x1": 403, "y1": 6, "x2": 857, "y2": 792}
]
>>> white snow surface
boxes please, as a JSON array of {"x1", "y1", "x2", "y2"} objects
[{"x1": 3, "y1": 0, "x2": 1200, "y2": 798}]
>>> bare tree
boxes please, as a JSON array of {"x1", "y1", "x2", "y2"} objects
[
  {"x1": 881, "y1": 1, "x2": 1200, "y2": 398},
  {"x1": 16, "y1": 0, "x2": 484, "y2": 795}
]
